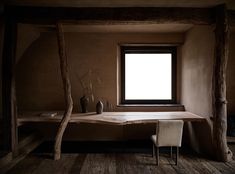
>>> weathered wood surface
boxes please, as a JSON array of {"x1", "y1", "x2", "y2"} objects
[
  {"x1": 54, "y1": 23, "x2": 73, "y2": 160},
  {"x1": 7, "y1": 6, "x2": 215, "y2": 25},
  {"x1": 4, "y1": 145, "x2": 235, "y2": 174},
  {"x1": 212, "y1": 4, "x2": 233, "y2": 162},
  {"x1": 2, "y1": 14, "x2": 18, "y2": 156},
  {"x1": 0, "y1": 133, "x2": 44, "y2": 173},
  {"x1": 18, "y1": 112, "x2": 205, "y2": 126},
  {"x1": 227, "y1": 136, "x2": 235, "y2": 143},
  {"x1": 4, "y1": 5, "x2": 235, "y2": 26}
]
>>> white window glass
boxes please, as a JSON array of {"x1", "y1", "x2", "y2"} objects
[{"x1": 125, "y1": 53, "x2": 172, "y2": 100}]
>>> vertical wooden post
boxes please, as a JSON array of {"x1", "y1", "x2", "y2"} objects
[
  {"x1": 2, "y1": 11, "x2": 18, "y2": 155},
  {"x1": 212, "y1": 4, "x2": 232, "y2": 162},
  {"x1": 54, "y1": 23, "x2": 73, "y2": 160}
]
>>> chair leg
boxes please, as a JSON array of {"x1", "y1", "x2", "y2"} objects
[
  {"x1": 175, "y1": 146, "x2": 179, "y2": 166},
  {"x1": 156, "y1": 146, "x2": 159, "y2": 166},
  {"x1": 170, "y1": 146, "x2": 173, "y2": 158},
  {"x1": 152, "y1": 143, "x2": 155, "y2": 157}
]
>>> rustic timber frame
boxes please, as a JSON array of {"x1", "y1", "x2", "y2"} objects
[
  {"x1": 54, "y1": 23, "x2": 73, "y2": 160},
  {"x1": 212, "y1": 5, "x2": 232, "y2": 162},
  {"x1": 2, "y1": 4, "x2": 235, "y2": 161}
]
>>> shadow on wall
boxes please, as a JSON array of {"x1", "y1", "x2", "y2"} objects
[
  {"x1": 185, "y1": 120, "x2": 213, "y2": 156},
  {"x1": 227, "y1": 32, "x2": 235, "y2": 115},
  {"x1": 16, "y1": 32, "x2": 65, "y2": 111},
  {"x1": 0, "y1": 10, "x2": 3, "y2": 151},
  {"x1": 181, "y1": 25, "x2": 215, "y2": 156},
  {"x1": 0, "y1": 15, "x2": 3, "y2": 118},
  {"x1": 228, "y1": 115, "x2": 235, "y2": 136}
]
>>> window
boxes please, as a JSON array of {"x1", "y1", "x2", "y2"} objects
[{"x1": 121, "y1": 46, "x2": 176, "y2": 104}]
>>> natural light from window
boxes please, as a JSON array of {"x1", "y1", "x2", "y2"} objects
[{"x1": 125, "y1": 53, "x2": 172, "y2": 100}]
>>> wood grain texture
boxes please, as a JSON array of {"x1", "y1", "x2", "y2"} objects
[
  {"x1": 54, "y1": 23, "x2": 73, "y2": 160},
  {"x1": 0, "y1": 133, "x2": 44, "y2": 173},
  {"x1": 7, "y1": 6, "x2": 214, "y2": 25},
  {"x1": 18, "y1": 112, "x2": 205, "y2": 126},
  {"x1": 4, "y1": 147, "x2": 235, "y2": 174},
  {"x1": 212, "y1": 4, "x2": 233, "y2": 162}
]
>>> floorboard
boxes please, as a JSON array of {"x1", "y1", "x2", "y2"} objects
[
  {"x1": 69, "y1": 154, "x2": 87, "y2": 174},
  {"x1": 1, "y1": 143, "x2": 235, "y2": 174}
]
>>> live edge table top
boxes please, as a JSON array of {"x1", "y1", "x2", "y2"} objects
[{"x1": 18, "y1": 111, "x2": 205, "y2": 126}]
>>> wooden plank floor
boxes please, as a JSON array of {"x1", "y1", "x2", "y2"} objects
[{"x1": 3, "y1": 145, "x2": 235, "y2": 174}]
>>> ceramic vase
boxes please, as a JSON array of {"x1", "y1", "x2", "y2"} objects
[
  {"x1": 96, "y1": 101, "x2": 103, "y2": 114},
  {"x1": 80, "y1": 96, "x2": 89, "y2": 113}
]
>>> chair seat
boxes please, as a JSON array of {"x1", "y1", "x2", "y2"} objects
[{"x1": 151, "y1": 134, "x2": 182, "y2": 147}]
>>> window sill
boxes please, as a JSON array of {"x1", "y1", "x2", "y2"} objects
[
  {"x1": 116, "y1": 104, "x2": 184, "y2": 112},
  {"x1": 117, "y1": 104, "x2": 184, "y2": 107}
]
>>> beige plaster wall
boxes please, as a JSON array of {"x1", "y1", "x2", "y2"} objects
[
  {"x1": 16, "y1": 32, "x2": 184, "y2": 112},
  {"x1": 16, "y1": 31, "x2": 184, "y2": 140},
  {"x1": 0, "y1": 23, "x2": 40, "y2": 118},
  {"x1": 181, "y1": 26, "x2": 214, "y2": 155},
  {"x1": 227, "y1": 31, "x2": 235, "y2": 116},
  {"x1": 14, "y1": 27, "x2": 235, "y2": 142},
  {"x1": 16, "y1": 24, "x2": 40, "y2": 63}
]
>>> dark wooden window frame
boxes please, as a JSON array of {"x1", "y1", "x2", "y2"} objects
[{"x1": 121, "y1": 46, "x2": 177, "y2": 104}]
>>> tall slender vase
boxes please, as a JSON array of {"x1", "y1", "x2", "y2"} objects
[{"x1": 80, "y1": 96, "x2": 89, "y2": 113}]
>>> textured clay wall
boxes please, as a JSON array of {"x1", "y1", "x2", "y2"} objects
[
  {"x1": 16, "y1": 32, "x2": 184, "y2": 112},
  {"x1": 16, "y1": 24, "x2": 40, "y2": 63},
  {"x1": 16, "y1": 31, "x2": 184, "y2": 140},
  {"x1": 227, "y1": 31, "x2": 235, "y2": 116},
  {"x1": 181, "y1": 26, "x2": 214, "y2": 155},
  {"x1": 0, "y1": 23, "x2": 39, "y2": 118}
]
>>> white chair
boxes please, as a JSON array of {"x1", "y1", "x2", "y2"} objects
[{"x1": 151, "y1": 120, "x2": 184, "y2": 165}]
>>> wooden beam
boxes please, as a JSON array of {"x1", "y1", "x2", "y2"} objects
[
  {"x1": 54, "y1": 23, "x2": 73, "y2": 160},
  {"x1": 2, "y1": 13, "x2": 18, "y2": 156},
  {"x1": 212, "y1": 4, "x2": 233, "y2": 162},
  {"x1": 5, "y1": 6, "x2": 214, "y2": 25}
]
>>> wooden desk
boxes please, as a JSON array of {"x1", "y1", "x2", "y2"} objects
[{"x1": 18, "y1": 111, "x2": 205, "y2": 126}]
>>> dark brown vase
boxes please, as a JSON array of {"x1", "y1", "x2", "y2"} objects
[
  {"x1": 96, "y1": 101, "x2": 103, "y2": 114},
  {"x1": 80, "y1": 96, "x2": 89, "y2": 113}
]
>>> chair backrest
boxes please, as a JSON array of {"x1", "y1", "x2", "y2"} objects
[{"x1": 156, "y1": 120, "x2": 184, "y2": 147}]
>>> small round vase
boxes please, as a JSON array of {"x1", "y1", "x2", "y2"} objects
[{"x1": 96, "y1": 101, "x2": 103, "y2": 114}]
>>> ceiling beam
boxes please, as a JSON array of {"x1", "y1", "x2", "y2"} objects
[{"x1": 5, "y1": 6, "x2": 215, "y2": 25}]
